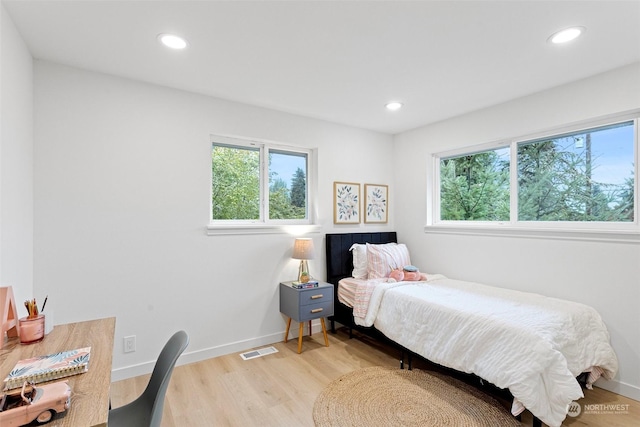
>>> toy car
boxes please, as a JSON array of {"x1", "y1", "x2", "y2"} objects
[{"x1": 0, "y1": 380, "x2": 71, "y2": 426}]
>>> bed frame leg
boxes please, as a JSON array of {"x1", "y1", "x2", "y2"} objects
[
  {"x1": 532, "y1": 415, "x2": 542, "y2": 427},
  {"x1": 515, "y1": 411, "x2": 541, "y2": 426},
  {"x1": 400, "y1": 348, "x2": 413, "y2": 370},
  {"x1": 330, "y1": 319, "x2": 336, "y2": 333}
]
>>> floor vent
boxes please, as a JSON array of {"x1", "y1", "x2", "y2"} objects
[{"x1": 239, "y1": 346, "x2": 279, "y2": 360}]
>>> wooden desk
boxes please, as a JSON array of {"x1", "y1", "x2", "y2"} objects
[{"x1": 0, "y1": 317, "x2": 115, "y2": 427}]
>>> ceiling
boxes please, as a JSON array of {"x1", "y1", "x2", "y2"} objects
[{"x1": 4, "y1": 1, "x2": 640, "y2": 135}]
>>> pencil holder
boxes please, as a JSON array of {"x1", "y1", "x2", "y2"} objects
[{"x1": 19, "y1": 314, "x2": 45, "y2": 344}]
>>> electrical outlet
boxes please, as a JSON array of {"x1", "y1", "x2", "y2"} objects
[{"x1": 124, "y1": 335, "x2": 136, "y2": 353}]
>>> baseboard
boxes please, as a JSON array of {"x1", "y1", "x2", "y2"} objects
[
  {"x1": 594, "y1": 378, "x2": 640, "y2": 402},
  {"x1": 111, "y1": 320, "x2": 324, "y2": 382}
]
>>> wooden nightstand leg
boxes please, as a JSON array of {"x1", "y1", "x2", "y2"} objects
[
  {"x1": 297, "y1": 322, "x2": 304, "y2": 354},
  {"x1": 320, "y1": 318, "x2": 329, "y2": 347},
  {"x1": 284, "y1": 317, "x2": 292, "y2": 343}
]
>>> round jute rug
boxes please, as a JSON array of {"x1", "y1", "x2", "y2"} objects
[{"x1": 313, "y1": 366, "x2": 521, "y2": 427}]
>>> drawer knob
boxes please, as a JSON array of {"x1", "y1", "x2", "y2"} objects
[
  {"x1": 311, "y1": 294, "x2": 323, "y2": 299},
  {"x1": 310, "y1": 308, "x2": 323, "y2": 313}
]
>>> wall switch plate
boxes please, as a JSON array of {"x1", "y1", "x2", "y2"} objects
[{"x1": 124, "y1": 335, "x2": 136, "y2": 353}]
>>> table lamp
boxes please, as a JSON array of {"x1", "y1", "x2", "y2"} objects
[{"x1": 292, "y1": 238, "x2": 315, "y2": 282}]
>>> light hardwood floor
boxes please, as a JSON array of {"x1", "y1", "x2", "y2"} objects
[{"x1": 110, "y1": 329, "x2": 639, "y2": 426}]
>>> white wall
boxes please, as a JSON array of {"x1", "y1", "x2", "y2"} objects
[
  {"x1": 33, "y1": 61, "x2": 394, "y2": 379},
  {"x1": 0, "y1": 3, "x2": 34, "y2": 316},
  {"x1": 393, "y1": 62, "x2": 640, "y2": 400}
]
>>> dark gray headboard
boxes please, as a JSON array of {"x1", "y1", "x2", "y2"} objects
[{"x1": 325, "y1": 232, "x2": 397, "y2": 285}]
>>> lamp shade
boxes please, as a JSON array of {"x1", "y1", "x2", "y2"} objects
[{"x1": 292, "y1": 238, "x2": 315, "y2": 260}]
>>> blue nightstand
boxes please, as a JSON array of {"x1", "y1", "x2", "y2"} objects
[{"x1": 279, "y1": 281, "x2": 334, "y2": 353}]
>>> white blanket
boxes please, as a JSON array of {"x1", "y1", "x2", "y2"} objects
[{"x1": 351, "y1": 276, "x2": 618, "y2": 427}]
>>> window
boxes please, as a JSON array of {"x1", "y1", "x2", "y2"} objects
[
  {"x1": 211, "y1": 135, "x2": 313, "y2": 226},
  {"x1": 518, "y1": 122, "x2": 634, "y2": 223},
  {"x1": 433, "y1": 114, "x2": 637, "y2": 234},
  {"x1": 212, "y1": 143, "x2": 260, "y2": 220},
  {"x1": 440, "y1": 147, "x2": 510, "y2": 221}
]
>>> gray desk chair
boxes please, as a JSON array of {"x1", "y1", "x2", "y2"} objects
[{"x1": 109, "y1": 330, "x2": 189, "y2": 427}]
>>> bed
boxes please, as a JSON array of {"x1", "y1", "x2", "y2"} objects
[{"x1": 325, "y1": 232, "x2": 618, "y2": 427}]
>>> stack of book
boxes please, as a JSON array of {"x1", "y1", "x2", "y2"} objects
[{"x1": 290, "y1": 280, "x2": 319, "y2": 289}]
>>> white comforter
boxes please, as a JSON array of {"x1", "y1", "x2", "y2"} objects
[{"x1": 350, "y1": 276, "x2": 618, "y2": 427}]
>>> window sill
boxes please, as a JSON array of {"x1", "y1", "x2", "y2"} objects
[
  {"x1": 206, "y1": 223, "x2": 322, "y2": 236},
  {"x1": 424, "y1": 224, "x2": 640, "y2": 244}
]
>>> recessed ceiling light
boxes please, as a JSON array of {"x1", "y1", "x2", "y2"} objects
[
  {"x1": 158, "y1": 33, "x2": 188, "y2": 49},
  {"x1": 548, "y1": 27, "x2": 585, "y2": 44},
  {"x1": 385, "y1": 102, "x2": 403, "y2": 111}
]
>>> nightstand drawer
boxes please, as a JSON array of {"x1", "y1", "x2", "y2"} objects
[
  {"x1": 299, "y1": 288, "x2": 332, "y2": 306},
  {"x1": 298, "y1": 300, "x2": 334, "y2": 321}
]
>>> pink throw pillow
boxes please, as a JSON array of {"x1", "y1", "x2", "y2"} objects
[{"x1": 366, "y1": 243, "x2": 412, "y2": 279}]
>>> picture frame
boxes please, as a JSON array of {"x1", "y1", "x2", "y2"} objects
[
  {"x1": 364, "y1": 184, "x2": 388, "y2": 223},
  {"x1": 333, "y1": 182, "x2": 361, "y2": 224}
]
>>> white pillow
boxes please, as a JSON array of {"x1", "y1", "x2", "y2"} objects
[{"x1": 349, "y1": 244, "x2": 368, "y2": 279}]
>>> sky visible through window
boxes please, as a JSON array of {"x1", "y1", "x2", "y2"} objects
[
  {"x1": 517, "y1": 122, "x2": 634, "y2": 185},
  {"x1": 270, "y1": 151, "x2": 306, "y2": 189},
  {"x1": 582, "y1": 124, "x2": 634, "y2": 185},
  {"x1": 525, "y1": 122, "x2": 634, "y2": 188}
]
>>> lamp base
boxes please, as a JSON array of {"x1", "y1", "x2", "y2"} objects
[{"x1": 298, "y1": 260, "x2": 310, "y2": 283}]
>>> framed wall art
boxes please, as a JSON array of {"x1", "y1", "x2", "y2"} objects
[
  {"x1": 333, "y1": 182, "x2": 360, "y2": 224},
  {"x1": 364, "y1": 184, "x2": 388, "y2": 223}
]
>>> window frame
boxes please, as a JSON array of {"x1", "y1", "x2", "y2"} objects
[
  {"x1": 208, "y1": 134, "x2": 318, "y2": 235},
  {"x1": 429, "y1": 112, "x2": 640, "y2": 242}
]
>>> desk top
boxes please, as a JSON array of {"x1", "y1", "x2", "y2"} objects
[{"x1": 1, "y1": 317, "x2": 116, "y2": 427}]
